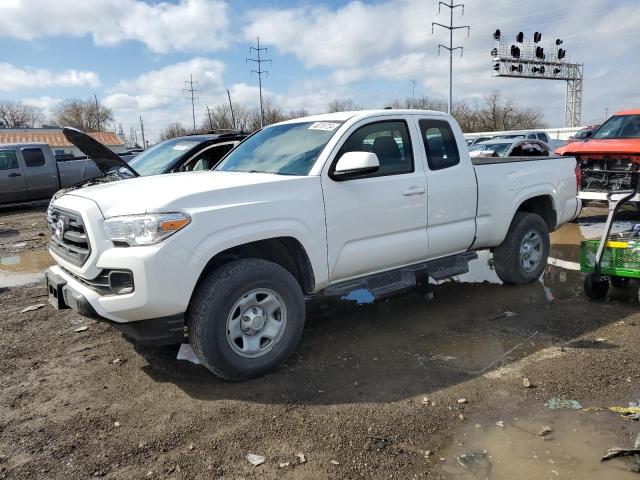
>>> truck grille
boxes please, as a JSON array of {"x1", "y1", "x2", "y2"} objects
[{"x1": 48, "y1": 207, "x2": 91, "y2": 266}]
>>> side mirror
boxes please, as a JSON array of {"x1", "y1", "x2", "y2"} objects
[{"x1": 333, "y1": 151, "x2": 379, "y2": 179}]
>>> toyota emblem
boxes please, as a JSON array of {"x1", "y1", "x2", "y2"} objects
[{"x1": 55, "y1": 218, "x2": 65, "y2": 238}]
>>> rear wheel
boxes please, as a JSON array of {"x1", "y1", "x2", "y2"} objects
[
  {"x1": 584, "y1": 273, "x2": 609, "y2": 300},
  {"x1": 187, "y1": 258, "x2": 305, "y2": 381},
  {"x1": 494, "y1": 212, "x2": 550, "y2": 285}
]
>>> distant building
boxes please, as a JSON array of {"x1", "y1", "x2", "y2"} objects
[{"x1": 0, "y1": 128, "x2": 126, "y2": 157}]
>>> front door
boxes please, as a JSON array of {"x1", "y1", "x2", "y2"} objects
[
  {"x1": 321, "y1": 119, "x2": 429, "y2": 282},
  {"x1": 0, "y1": 149, "x2": 27, "y2": 203}
]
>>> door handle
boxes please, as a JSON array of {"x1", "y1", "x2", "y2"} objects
[
  {"x1": 8, "y1": 172, "x2": 21, "y2": 177},
  {"x1": 402, "y1": 186, "x2": 426, "y2": 196}
]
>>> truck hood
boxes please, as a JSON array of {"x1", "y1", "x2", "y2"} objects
[
  {"x1": 65, "y1": 170, "x2": 307, "y2": 217},
  {"x1": 63, "y1": 127, "x2": 139, "y2": 177},
  {"x1": 555, "y1": 138, "x2": 640, "y2": 156}
]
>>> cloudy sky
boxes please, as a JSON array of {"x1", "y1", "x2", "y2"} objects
[{"x1": 1, "y1": 0, "x2": 638, "y2": 142}]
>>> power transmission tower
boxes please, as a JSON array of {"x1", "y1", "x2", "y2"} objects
[
  {"x1": 183, "y1": 74, "x2": 200, "y2": 134},
  {"x1": 246, "y1": 37, "x2": 271, "y2": 128},
  {"x1": 409, "y1": 80, "x2": 417, "y2": 104},
  {"x1": 139, "y1": 116, "x2": 146, "y2": 150},
  {"x1": 432, "y1": 1, "x2": 470, "y2": 114}
]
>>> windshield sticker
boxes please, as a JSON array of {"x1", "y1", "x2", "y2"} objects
[
  {"x1": 172, "y1": 144, "x2": 191, "y2": 151},
  {"x1": 308, "y1": 122, "x2": 340, "y2": 131}
]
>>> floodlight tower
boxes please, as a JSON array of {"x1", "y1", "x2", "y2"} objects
[{"x1": 490, "y1": 30, "x2": 584, "y2": 127}]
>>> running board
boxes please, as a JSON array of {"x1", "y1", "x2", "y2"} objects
[{"x1": 321, "y1": 252, "x2": 478, "y2": 298}]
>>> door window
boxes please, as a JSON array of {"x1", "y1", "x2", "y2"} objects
[
  {"x1": 520, "y1": 142, "x2": 548, "y2": 156},
  {"x1": 419, "y1": 119, "x2": 460, "y2": 170},
  {"x1": 0, "y1": 150, "x2": 19, "y2": 170},
  {"x1": 22, "y1": 148, "x2": 46, "y2": 167},
  {"x1": 335, "y1": 121, "x2": 413, "y2": 176},
  {"x1": 183, "y1": 143, "x2": 235, "y2": 171}
]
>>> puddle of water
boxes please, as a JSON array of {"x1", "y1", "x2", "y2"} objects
[
  {"x1": 0, "y1": 249, "x2": 54, "y2": 287},
  {"x1": 439, "y1": 409, "x2": 640, "y2": 479},
  {"x1": 416, "y1": 333, "x2": 551, "y2": 374}
]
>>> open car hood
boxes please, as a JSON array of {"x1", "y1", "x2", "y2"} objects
[{"x1": 63, "y1": 127, "x2": 139, "y2": 177}]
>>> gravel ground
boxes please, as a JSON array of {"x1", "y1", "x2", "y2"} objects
[{"x1": 1, "y1": 205, "x2": 640, "y2": 479}]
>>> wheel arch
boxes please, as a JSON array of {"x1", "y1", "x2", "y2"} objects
[
  {"x1": 515, "y1": 193, "x2": 557, "y2": 232},
  {"x1": 190, "y1": 236, "x2": 316, "y2": 304}
]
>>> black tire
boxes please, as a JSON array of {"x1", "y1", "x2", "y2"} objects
[
  {"x1": 494, "y1": 212, "x2": 550, "y2": 285},
  {"x1": 187, "y1": 258, "x2": 305, "y2": 381},
  {"x1": 584, "y1": 273, "x2": 609, "y2": 300}
]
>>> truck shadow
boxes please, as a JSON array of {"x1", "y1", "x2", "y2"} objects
[{"x1": 136, "y1": 258, "x2": 634, "y2": 405}]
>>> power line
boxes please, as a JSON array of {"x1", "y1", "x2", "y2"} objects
[
  {"x1": 246, "y1": 37, "x2": 271, "y2": 128},
  {"x1": 183, "y1": 74, "x2": 200, "y2": 134},
  {"x1": 432, "y1": 0, "x2": 470, "y2": 114}
]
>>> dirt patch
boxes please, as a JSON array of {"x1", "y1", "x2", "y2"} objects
[{"x1": 2, "y1": 206, "x2": 640, "y2": 479}]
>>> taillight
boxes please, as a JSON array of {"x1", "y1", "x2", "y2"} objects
[{"x1": 574, "y1": 161, "x2": 581, "y2": 195}]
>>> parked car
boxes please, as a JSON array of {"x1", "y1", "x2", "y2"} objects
[
  {"x1": 566, "y1": 125, "x2": 601, "y2": 143},
  {"x1": 45, "y1": 109, "x2": 580, "y2": 380},
  {"x1": 466, "y1": 136, "x2": 494, "y2": 147},
  {"x1": 469, "y1": 138, "x2": 553, "y2": 158},
  {"x1": 493, "y1": 131, "x2": 552, "y2": 143},
  {"x1": 0, "y1": 128, "x2": 247, "y2": 205},
  {"x1": 556, "y1": 109, "x2": 640, "y2": 202}
]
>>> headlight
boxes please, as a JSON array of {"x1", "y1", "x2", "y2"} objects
[{"x1": 103, "y1": 213, "x2": 190, "y2": 246}]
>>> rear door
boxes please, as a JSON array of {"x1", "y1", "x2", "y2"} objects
[
  {"x1": 0, "y1": 149, "x2": 27, "y2": 203},
  {"x1": 321, "y1": 117, "x2": 429, "y2": 282},
  {"x1": 417, "y1": 118, "x2": 477, "y2": 259},
  {"x1": 20, "y1": 147, "x2": 58, "y2": 200}
]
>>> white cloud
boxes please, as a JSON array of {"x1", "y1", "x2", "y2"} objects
[
  {"x1": 0, "y1": 0, "x2": 229, "y2": 53},
  {"x1": 103, "y1": 57, "x2": 232, "y2": 142},
  {"x1": 0, "y1": 63, "x2": 100, "y2": 91}
]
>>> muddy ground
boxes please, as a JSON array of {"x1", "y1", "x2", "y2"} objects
[{"x1": 2, "y1": 205, "x2": 640, "y2": 479}]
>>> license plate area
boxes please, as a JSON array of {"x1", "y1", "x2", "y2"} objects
[{"x1": 46, "y1": 270, "x2": 68, "y2": 309}]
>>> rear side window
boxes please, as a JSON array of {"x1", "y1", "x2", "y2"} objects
[
  {"x1": 537, "y1": 133, "x2": 549, "y2": 142},
  {"x1": 22, "y1": 148, "x2": 46, "y2": 168},
  {"x1": 419, "y1": 119, "x2": 460, "y2": 170},
  {"x1": 0, "y1": 150, "x2": 19, "y2": 170}
]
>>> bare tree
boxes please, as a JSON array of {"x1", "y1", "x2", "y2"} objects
[
  {"x1": 476, "y1": 92, "x2": 546, "y2": 131},
  {"x1": 53, "y1": 98, "x2": 114, "y2": 132},
  {"x1": 159, "y1": 122, "x2": 190, "y2": 141},
  {"x1": 0, "y1": 100, "x2": 42, "y2": 128},
  {"x1": 327, "y1": 99, "x2": 361, "y2": 113}
]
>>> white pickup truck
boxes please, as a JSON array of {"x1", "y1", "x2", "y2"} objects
[{"x1": 45, "y1": 110, "x2": 581, "y2": 380}]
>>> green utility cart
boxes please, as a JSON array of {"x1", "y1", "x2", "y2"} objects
[{"x1": 581, "y1": 189, "x2": 640, "y2": 299}]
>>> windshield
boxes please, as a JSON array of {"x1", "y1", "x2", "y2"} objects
[
  {"x1": 592, "y1": 115, "x2": 640, "y2": 139},
  {"x1": 468, "y1": 143, "x2": 511, "y2": 156},
  {"x1": 216, "y1": 121, "x2": 343, "y2": 175},
  {"x1": 127, "y1": 138, "x2": 201, "y2": 176}
]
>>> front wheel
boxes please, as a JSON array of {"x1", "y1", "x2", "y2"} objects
[
  {"x1": 494, "y1": 212, "x2": 550, "y2": 285},
  {"x1": 187, "y1": 258, "x2": 305, "y2": 381},
  {"x1": 584, "y1": 273, "x2": 609, "y2": 300}
]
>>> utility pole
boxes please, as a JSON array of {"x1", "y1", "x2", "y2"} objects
[
  {"x1": 605, "y1": 107, "x2": 609, "y2": 121},
  {"x1": 409, "y1": 80, "x2": 417, "y2": 105},
  {"x1": 183, "y1": 74, "x2": 200, "y2": 134},
  {"x1": 205, "y1": 105, "x2": 214, "y2": 131},
  {"x1": 94, "y1": 94, "x2": 101, "y2": 131},
  {"x1": 246, "y1": 37, "x2": 271, "y2": 128},
  {"x1": 432, "y1": 1, "x2": 470, "y2": 114},
  {"x1": 227, "y1": 89, "x2": 236, "y2": 131},
  {"x1": 139, "y1": 116, "x2": 146, "y2": 150}
]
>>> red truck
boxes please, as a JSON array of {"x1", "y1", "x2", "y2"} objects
[{"x1": 556, "y1": 109, "x2": 640, "y2": 202}]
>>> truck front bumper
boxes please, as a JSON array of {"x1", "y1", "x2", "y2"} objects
[{"x1": 46, "y1": 267, "x2": 185, "y2": 345}]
